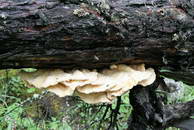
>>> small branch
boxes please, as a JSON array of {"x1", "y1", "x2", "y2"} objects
[
  {"x1": 98, "y1": 104, "x2": 111, "y2": 129},
  {"x1": 164, "y1": 100, "x2": 194, "y2": 127},
  {"x1": 108, "y1": 97, "x2": 121, "y2": 130},
  {"x1": 160, "y1": 71, "x2": 194, "y2": 85}
]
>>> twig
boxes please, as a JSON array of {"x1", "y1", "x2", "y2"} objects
[
  {"x1": 108, "y1": 97, "x2": 121, "y2": 130},
  {"x1": 98, "y1": 104, "x2": 111, "y2": 129}
]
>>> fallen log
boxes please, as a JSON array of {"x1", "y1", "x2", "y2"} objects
[{"x1": 0, "y1": 0, "x2": 194, "y2": 72}]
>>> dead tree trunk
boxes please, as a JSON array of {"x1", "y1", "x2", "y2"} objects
[
  {"x1": 128, "y1": 78, "x2": 194, "y2": 130},
  {"x1": 0, "y1": 0, "x2": 194, "y2": 129},
  {"x1": 0, "y1": 0, "x2": 194, "y2": 71}
]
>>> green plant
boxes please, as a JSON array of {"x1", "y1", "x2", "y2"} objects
[{"x1": 0, "y1": 69, "x2": 193, "y2": 130}]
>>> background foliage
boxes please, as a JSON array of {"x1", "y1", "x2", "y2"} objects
[{"x1": 0, "y1": 69, "x2": 193, "y2": 130}]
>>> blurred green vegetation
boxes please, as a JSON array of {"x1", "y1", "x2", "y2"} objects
[
  {"x1": 0, "y1": 69, "x2": 131, "y2": 130},
  {"x1": 0, "y1": 69, "x2": 193, "y2": 130}
]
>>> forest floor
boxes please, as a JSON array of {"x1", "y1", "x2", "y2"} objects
[{"x1": 0, "y1": 69, "x2": 193, "y2": 130}]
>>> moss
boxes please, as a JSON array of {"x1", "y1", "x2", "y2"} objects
[
  {"x1": 97, "y1": 0, "x2": 110, "y2": 10},
  {"x1": 0, "y1": 13, "x2": 7, "y2": 19},
  {"x1": 24, "y1": 93, "x2": 66, "y2": 120},
  {"x1": 172, "y1": 33, "x2": 179, "y2": 41},
  {"x1": 73, "y1": 8, "x2": 90, "y2": 17}
]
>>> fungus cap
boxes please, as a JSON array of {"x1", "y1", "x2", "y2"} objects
[{"x1": 20, "y1": 64, "x2": 156, "y2": 104}]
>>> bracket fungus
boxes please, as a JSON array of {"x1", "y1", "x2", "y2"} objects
[{"x1": 20, "y1": 64, "x2": 156, "y2": 104}]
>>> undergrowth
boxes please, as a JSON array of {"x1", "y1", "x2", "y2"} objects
[
  {"x1": 0, "y1": 69, "x2": 193, "y2": 130},
  {"x1": 0, "y1": 69, "x2": 131, "y2": 130}
]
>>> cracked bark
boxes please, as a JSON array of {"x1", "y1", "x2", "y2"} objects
[{"x1": 0, "y1": 0, "x2": 194, "y2": 71}]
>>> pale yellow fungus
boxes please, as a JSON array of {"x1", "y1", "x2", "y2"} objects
[
  {"x1": 75, "y1": 91, "x2": 112, "y2": 104},
  {"x1": 20, "y1": 64, "x2": 156, "y2": 104}
]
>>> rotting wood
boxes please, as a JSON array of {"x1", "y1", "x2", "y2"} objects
[
  {"x1": 128, "y1": 79, "x2": 194, "y2": 130},
  {"x1": 0, "y1": 0, "x2": 194, "y2": 73}
]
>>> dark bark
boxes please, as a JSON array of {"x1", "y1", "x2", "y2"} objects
[
  {"x1": 160, "y1": 71, "x2": 194, "y2": 85},
  {"x1": 0, "y1": 0, "x2": 194, "y2": 72},
  {"x1": 128, "y1": 79, "x2": 194, "y2": 130}
]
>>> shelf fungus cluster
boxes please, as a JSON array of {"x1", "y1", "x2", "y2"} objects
[{"x1": 20, "y1": 64, "x2": 156, "y2": 104}]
